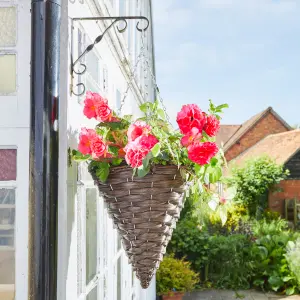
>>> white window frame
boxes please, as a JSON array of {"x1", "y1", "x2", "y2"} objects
[{"x1": 0, "y1": 129, "x2": 29, "y2": 300}]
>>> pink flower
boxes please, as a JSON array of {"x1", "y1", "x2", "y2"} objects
[
  {"x1": 90, "y1": 137, "x2": 107, "y2": 159},
  {"x1": 187, "y1": 142, "x2": 218, "y2": 165},
  {"x1": 181, "y1": 127, "x2": 202, "y2": 147},
  {"x1": 78, "y1": 128, "x2": 97, "y2": 155},
  {"x1": 83, "y1": 91, "x2": 112, "y2": 122},
  {"x1": 124, "y1": 134, "x2": 159, "y2": 167},
  {"x1": 124, "y1": 146, "x2": 148, "y2": 168},
  {"x1": 137, "y1": 135, "x2": 159, "y2": 150},
  {"x1": 127, "y1": 121, "x2": 152, "y2": 142},
  {"x1": 204, "y1": 115, "x2": 220, "y2": 137},
  {"x1": 176, "y1": 104, "x2": 207, "y2": 134},
  {"x1": 94, "y1": 101, "x2": 112, "y2": 122}
]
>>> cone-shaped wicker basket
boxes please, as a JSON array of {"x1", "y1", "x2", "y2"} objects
[{"x1": 89, "y1": 164, "x2": 186, "y2": 289}]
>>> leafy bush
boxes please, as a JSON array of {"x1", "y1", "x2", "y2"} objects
[
  {"x1": 208, "y1": 204, "x2": 249, "y2": 235},
  {"x1": 263, "y1": 209, "x2": 281, "y2": 221},
  {"x1": 167, "y1": 217, "x2": 210, "y2": 276},
  {"x1": 252, "y1": 218, "x2": 288, "y2": 237},
  {"x1": 285, "y1": 238, "x2": 300, "y2": 285},
  {"x1": 251, "y1": 232, "x2": 300, "y2": 295},
  {"x1": 208, "y1": 234, "x2": 255, "y2": 289},
  {"x1": 156, "y1": 255, "x2": 199, "y2": 295},
  {"x1": 228, "y1": 156, "x2": 288, "y2": 217}
]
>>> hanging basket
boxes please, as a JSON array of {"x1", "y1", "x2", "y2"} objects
[{"x1": 89, "y1": 164, "x2": 186, "y2": 289}]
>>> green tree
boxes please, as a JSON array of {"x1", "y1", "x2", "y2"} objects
[{"x1": 227, "y1": 156, "x2": 289, "y2": 217}]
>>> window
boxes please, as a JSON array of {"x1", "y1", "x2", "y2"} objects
[
  {"x1": 0, "y1": 7, "x2": 17, "y2": 47},
  {"x1": 116, "y1": 89, "x2": 121, "y2": 111},
  {"x1": 0, "y1": 148, "x2": 17, "y2": 300},
  {"x1": 0, "y1": 53, "x2": 16, "y2": 94}
]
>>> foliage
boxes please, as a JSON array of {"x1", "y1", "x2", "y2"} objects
[
  {"x1": 252, "y1": 218, "x2": 288, "y2": 237},
  {"x1": 167, "y1": 217, "x2": 210, "y2": 276},
  {"x1": 156, "y1": 255, "x2": 199, "y2": 295},
  {"x1": 251, "y1": 232, "x2": 300, "y2": 295},
  {"x1": 263, "y1": 209, "x2": 281, "y2": 221},
  {"x1": 227, "y1": 156, "x2": 289, "y2": 216},
  {"x1": 72, "y1": 91, "x2": 228, "y2": 197},
  {"x1": 285, "y1": 238, "x2": 300, "y2": 285},
  {"x1": 208, "y1": 234, "x2": 255, "y2": 289},
  {"x1": 208, "y1": 204, "x2": 249, "y2": 235}
]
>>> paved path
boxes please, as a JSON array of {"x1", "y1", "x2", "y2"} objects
[{"x1": 183, "y1": 290, "x2": 300, "y2": 300}]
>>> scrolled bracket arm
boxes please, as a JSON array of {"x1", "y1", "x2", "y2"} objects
[{"x1": 71, "y1": 16, "x2": 150, "y2": 96}]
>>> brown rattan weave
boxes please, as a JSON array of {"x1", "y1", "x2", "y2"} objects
[{"x1": 89, "y1": 164, "x2": 186, "y2": 289}]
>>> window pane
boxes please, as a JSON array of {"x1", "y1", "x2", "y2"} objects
[
  {"x1": 0, "y1": 150, "x2": 17, "y2": 181},
  {"x1": 117, "y1": 256, "x2": 122, "y2": 300},
  {"x1": 0, "y1": 188, "x2": 15, "y2": 300},
  {"x1": 0, "y1": 54, "x2": 16, "y2": 94},
  {"x1": 0, "y1": 7, "x2": 16, "y2": 47},
  {"x1": 86, "y1": 285, "x2": 97, "y2": 300},
  {"x1": 116, "y1": 89, "x2": 121, "y2": 110},
  {"x1": 86, "y1": 51, "x2": 100, "y2": 83},
  {"x1": 86, "y1": 188, "x2": 97, "y2": 284}
]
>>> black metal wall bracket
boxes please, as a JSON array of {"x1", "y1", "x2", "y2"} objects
[{"x1": 70, "y1": 16, "x2": 150, "y2": 96}]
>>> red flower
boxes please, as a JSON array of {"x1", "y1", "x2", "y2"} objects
[
  {"x1": 176, "y1": 104, "x2": 207, "y2": 134},
  {"x1": 127, "y1": 121, "x2": 151, "y2": 142},
  {"x1": 124, "y1": 134, "x2": 159, "y2": 167},
  {"x1": 124, "y1": 146, "x2": 148, "y2": 168},
  {"x1": 137, "y1": 135, "x2": 159, "y2": 150},
  {"x1": 94, "y1": 101, "x2": 112, "y2": 122},
  {"x1": 181, "y1": 127, "x2": 202, "y2": 147},
  {"x1": 83, "y1": 91, "x2": 112, "y2": 122},
  {"x1": 90, "y1": 137, "x2": 107, "y2": 159},
  {"x1": 204, "y1": 115, "x2": 220, "y2": 137},
  {"x1": 78, "y1": 128, "x2": 97, "y2": 155},
  {"x1": 187, "y1": 142, "x2": 218, "y2": 165}
]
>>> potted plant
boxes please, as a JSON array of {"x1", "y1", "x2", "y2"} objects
[
  {"x1": 71, "y1": 91, "x2": 227, "y2": 288},
  {"x1": 156, "y1": 255, "x2": 199, "y2": 299}
]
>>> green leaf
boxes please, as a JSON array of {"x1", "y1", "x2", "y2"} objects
[
  {"x1": 95, "y1": 162, "x2": 110, "y2": 183},
  {"x1": 111, "y1": 158, "x2": 123, "y2": 166},
  {"x1": 139, "y1": 103, "x2": 148, "y2": 113},
  {"x1": 268, "y1": 276, "x2": 284, "y2": 291},
  {"x1": 72, "y1": 150, "x2": 90, "y2": 162},
  {"x1": 215, "y1": 103, "x2": 229, "y2": 111},
  {"x1": 151, "y1": 143, "x2": 161, "y2": 157},
  {"x1": 286, "y1": 287, "x2": 295, "y2": 295},
  {"x1": 108, "y1": 146, "x2": 119, "y2": 156},
  {"x1": 157, "y1": 108, "x2": 166, "y2": 120},
  {"x1": 142, "y1": 151, "x2": 153, "y2": 169},
  {"x1": 137, "y1": 164, "x2": 150, "y2": 177},
  {"x1": 97, "y1": 122, "x2": 126, "y2": 130},
  {"x1": 208, "y1": 166, "x2": 222, "y2": 184},
  {"x1": 210, "y1": 157, "x2": 218, "y2": 167}
]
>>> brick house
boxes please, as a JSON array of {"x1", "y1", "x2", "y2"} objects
[{"x1": 217, "y1": 107, "x2": 300, "y2": 216}]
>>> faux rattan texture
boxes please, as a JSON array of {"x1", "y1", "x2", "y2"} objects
[{"x1": 89, "y1": 164, "x2": 186, "y2": 289}]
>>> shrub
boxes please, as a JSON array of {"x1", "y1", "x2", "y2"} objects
[
  {"x1": 208, "y1": 234, "x2": 255, "y2": 289},
  {"x1": 167, "y1": 217, "x2": 210, "y2": 277},
  {"x1": 252, "y1": 218, "x2": 288, "y2": 237},
  {"x1": 251, "y1": 232, "x2": 300, "y2": 295},
  {"x1": 156, "y1": 255, "x2": 199, "y2": 295},
  {"x1": 285, "y1": 238, "x2": 300, "y2": 286},
  {"x1": 227, "y1": 156, "x2": 288, "y2": 217}
]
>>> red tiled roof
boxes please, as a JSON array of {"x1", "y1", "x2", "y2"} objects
[
  {"x1": 222, "y1": 107, "x2": 291, "y2": 151},
  {"x1": 229, "y1": 130, "x2": 300, "y2": 166},
  {"x1": 216, "y1": 125, "x2": 240, "y2": 147}
]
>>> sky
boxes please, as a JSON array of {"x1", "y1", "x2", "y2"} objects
[{"x1": 152, "y1": 0, "x2": 300, "y2": 127}]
